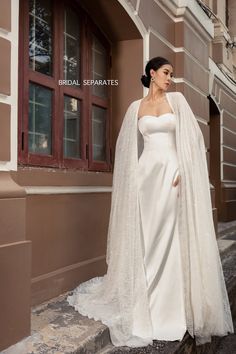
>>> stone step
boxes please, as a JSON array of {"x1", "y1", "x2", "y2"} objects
[
  {"x1": 96, "y1": 343, "x2": 119, "y2": 353},
  {"x1": 3, "y1": 224, "x2": 236, "y2": 354},
  {"x1": 2, "y1": 295, "x2": 112, "y2": 354}
]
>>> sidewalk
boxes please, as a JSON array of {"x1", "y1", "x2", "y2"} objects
[{"x1": 2, "y1": 221, "x2": 236, "y2": 354}]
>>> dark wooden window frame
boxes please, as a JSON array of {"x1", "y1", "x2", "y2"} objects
[{"x1": 18, "y1": 0, "x2": 112, "y2": 172}]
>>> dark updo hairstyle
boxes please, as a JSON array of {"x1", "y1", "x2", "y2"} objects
[{"x1": 141, "y1": 56, "x2": 172, "y2": 88}]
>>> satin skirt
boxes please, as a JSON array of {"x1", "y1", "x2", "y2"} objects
[{"x1": 136, "y1": 145, "x2": 187, "y2": 341}]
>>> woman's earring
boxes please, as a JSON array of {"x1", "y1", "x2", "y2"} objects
[{"x1": 151, "y1": 77, "x2": 155, "y2": 82}]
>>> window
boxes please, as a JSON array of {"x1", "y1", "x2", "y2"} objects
[{"x1": 18, "y1": 0, "x2": 112, "y2": 171}]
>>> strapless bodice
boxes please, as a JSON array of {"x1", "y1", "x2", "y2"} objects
[{"x1": 138, "y1": 113, "x2": 177, "y2": 152}]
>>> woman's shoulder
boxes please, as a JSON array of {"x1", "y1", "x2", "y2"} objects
[
  {"x1": 126, "y1": 99, "x2": 142, "y2": 111},
  {"x1": 168, "y1": 91, "x2": 186, "y2": 105},
  {"x1": 131, "y1": 92, "x2": 184, "y2": 101},
  {"x1": 168, "y1": 91, "x2": 184, "y2": 97},
  {"x1": 127, "y1": 92, "x2": 185, "y2": 108},
  {"x1": 130, "y1": 98, "x2": 142, "y2": 105}
]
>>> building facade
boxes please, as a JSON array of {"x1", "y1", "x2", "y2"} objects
[{"x1": 0, "y1": 0, "x2": 235, "y2": 351}]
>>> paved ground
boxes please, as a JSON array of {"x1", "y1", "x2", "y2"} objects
[
  {"x1": 215, "y1": 221, "x2": 236, "y2": 354},
  {"x1": 215, "y1": 319, "x2": 236, "y2": 353}
]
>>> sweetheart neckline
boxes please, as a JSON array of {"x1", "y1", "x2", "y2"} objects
[{"x1": 138, "y1": 112, "x2": 175, "y2": 122}]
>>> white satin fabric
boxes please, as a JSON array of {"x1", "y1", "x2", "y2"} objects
[{"x1": 137, "y1": 113, "x2": 186, "y2": 341}]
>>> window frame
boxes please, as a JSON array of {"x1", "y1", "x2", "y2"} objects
[
  {"x1": 86, "y1": 17, "x2": 112, "y2": 171},
  {"x1": 18, "y1": 0, "x2": 112, "y2": 172}
]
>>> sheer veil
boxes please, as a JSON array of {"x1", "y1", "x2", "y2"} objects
[{"x1": 67, "y1": 92, "x2": 234, "y2": 347}]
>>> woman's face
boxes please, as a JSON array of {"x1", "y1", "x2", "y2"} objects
[{"x1": 150, "y1": 64, "x2": 173, "y2": 91}]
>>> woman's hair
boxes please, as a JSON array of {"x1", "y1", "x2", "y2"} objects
[{"x1": 141, "y1": 56, "x2": 172, "y2": 88}]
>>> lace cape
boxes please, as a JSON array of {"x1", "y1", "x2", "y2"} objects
[{"x1": 67, "y1": 91, "x2": 233, "y2": 347}]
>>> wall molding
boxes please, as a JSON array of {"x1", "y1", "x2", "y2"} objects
[{"x1": 25, "y1": 186, "x2": 113, "y2": 195}]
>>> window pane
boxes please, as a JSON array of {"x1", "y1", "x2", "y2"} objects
[
  {"x1": 64, "y1": 96, "x2": 81, "y2": 158},
  {"x1": 29, "y1": 83, "x2": 52, "y2": 155},
  {"x1": 29, "y1": 0, "x2": 52, "y2": 76},
  {"x1": 64, "y1": 7, "x2": 80, "y2": 83},
  {"x1": 92, "y1": 35, "x2": 108, "y2": 98},
  {"x1": 92, "y1": 106, "x2": 106, "y2": 161}
]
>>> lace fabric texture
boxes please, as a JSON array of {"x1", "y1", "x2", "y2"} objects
[{"x1": 67, "y1": 92, "x2": 234, "y2": 347}]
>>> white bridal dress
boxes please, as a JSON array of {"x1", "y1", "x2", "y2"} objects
[
  {"x1": 137, "y1": 112, "x2": 187, "y2": 341},
  {"x1": 67, "y1": 93, "x2": 234, "y2": 348}
]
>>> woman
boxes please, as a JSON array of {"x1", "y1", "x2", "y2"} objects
[{"x1": 67, "y1": 57, "x2": 234, "y2": 348}]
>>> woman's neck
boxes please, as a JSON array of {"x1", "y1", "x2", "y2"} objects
[{"x1": 145, "y1": 84, "x2": 166, "y2": 102}]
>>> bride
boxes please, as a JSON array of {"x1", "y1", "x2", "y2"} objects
[{"x1": 67, "y1": 56, "x2": 234, "y2": 348}]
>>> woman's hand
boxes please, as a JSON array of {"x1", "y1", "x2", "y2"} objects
[{"x1": 172, "y1": 174, "x2": 181, "y2": 197}]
